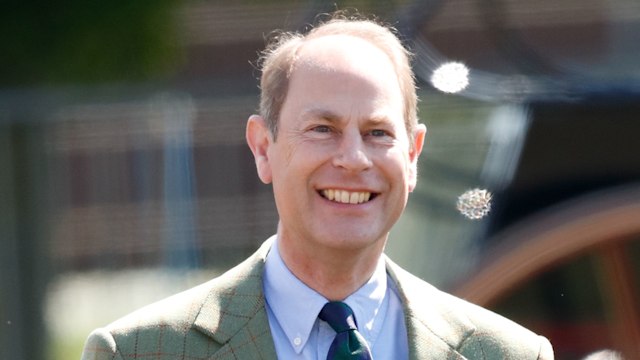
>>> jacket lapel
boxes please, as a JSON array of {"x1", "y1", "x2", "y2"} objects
[
  {"x1": 404, "y1": 316, "x2": 468, "y2": 360},
  {"x1": 193, "y1": 239, "x2": 278, "y2": 359},
  {"x1": 386, "y1": 257, "x2": 474, "y2": 360},
  {"x1": 189, "y1": 241, "x2": 475, "y2": 359}
]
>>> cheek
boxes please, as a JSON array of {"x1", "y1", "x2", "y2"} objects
[
  {"x1": 384, "y1": 152, "x2": 415, "y2": 190},
  {"x1": 271, "y1": 149, "x2": 316, "y2": 187},
  {"x1": 379, "y1": 147, "x2": 410, "y2": 171},
  {"x1": 268, "y1": 140, "x2": 296, "y2": 174}
]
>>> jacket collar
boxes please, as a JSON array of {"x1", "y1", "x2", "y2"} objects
[
  {"x1": 193, "y1": 238, "x2": 277, "y2": 359},
  {"x1": 385, "y1": 256, "x2": 475, "y2": 359},
  {"x1": 192, "y1": 238, "x2": 474, "y2": 359}
]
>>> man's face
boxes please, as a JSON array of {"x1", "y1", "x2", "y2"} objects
[{"x1": 249, "y1": 35, "x2": 425, "y2": 255}]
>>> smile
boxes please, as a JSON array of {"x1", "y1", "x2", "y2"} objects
[{"x1": 320, "y1": 189, "x2": 376, "y2": 204}]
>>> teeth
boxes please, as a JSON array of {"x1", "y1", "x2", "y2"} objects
[
  {"x1": 321, "y1": 189, "x2": 373, "y2": 204},
  {"x1": 326, "y1": 189, "x2": 335, "y2": 201}
]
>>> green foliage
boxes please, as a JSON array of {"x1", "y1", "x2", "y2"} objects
[{"x1": 0, "y1": 0, "x2": 182, "y2": 85}]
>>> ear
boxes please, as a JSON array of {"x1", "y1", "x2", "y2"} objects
[
  {"x1": 246, "y1": 114, "x2": 273, "y2": 184},
  {"x1": 407, "y1": 123, "x2": 427, "y2": 192}
]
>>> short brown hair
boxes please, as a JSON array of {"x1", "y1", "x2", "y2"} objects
[{"x1": 258, "y1": 13, "x2": 418, "y2": 141}]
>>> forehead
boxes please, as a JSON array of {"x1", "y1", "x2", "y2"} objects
[
  {"x1": 283, "y1": 35, "x2": 404, "y2": 121},
  {"x1": 294, "y1": 34, "x2": 397, "y2": 80}
]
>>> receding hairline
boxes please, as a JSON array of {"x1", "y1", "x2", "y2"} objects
[
  {"x1": 258, "y1": 16, "x2": 419, "y2": 142},
  {"x1": 288, "y1": 33, "x2": 399, "y2": 73}
]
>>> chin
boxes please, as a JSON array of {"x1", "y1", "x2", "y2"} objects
[{"x1": 318, "y1": 231, "x2": 385, "y2": 251}]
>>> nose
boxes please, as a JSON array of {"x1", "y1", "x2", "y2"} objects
[{"x1": 332, "y1": 131, "x2": 372, "y2": 172}]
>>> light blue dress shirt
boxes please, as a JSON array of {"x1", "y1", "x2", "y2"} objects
[{"x1": 263, "y1": 236, "x2": 409, "y2": 359}]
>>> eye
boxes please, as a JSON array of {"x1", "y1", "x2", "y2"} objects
[
  {"x1": 312, "y1": 125, "x2": 332, "y2": 133},
  {"x1": 305, "y1": 124, "x2": 335, "y2": 139},
  {"x1": 364, "y1": 128, "x2": 396, "y2": 145},
  {"x1": 369, "y1": 129, "x2": 391, "y2": 137}
]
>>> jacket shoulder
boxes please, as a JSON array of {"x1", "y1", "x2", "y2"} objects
[
  {"x1": 81, "y1": 278, "x2": 223, "y2": 360},
  {"x1": 81, "y1": 242, "x2": 271, "y2": 360},
  {"x1": 442, "y1": 290, "x2": 553, "y2": 359},
  {"x1": 386, "y1": 258, "x2": 553, "y2": 359}
]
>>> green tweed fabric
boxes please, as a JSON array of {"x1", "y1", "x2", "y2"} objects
[{"x1": 81, "y1": 238, "x2": 554, "y2": 360}]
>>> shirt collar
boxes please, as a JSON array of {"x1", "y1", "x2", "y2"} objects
[
  {"x1": 343, "y1": 252, "x2": 388, "y2": 344},
  {"x1": 263, "y1": 236, "x2": 388, "y2": 354}
]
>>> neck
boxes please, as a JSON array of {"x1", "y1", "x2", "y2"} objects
[{"x1": 277, "y1": 227, "x2": 386, "y2": 301}]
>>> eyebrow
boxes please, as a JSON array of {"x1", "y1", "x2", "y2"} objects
[
  {"x1": 300, "y1": 108, "x2": 341, "y2": 123},
  {"x1": 300, "y1": 107, "x2": 393, "y2": 126}
]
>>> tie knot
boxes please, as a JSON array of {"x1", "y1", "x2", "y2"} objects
[{"x1": 319, "y1": 301, "x2": 358, "y2": 333}]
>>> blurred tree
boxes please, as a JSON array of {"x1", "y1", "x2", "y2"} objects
[
  {"x1": 0, "y1": 0, "x2": 181, "y2": 85},
  {"x1": 0, "y1": 3, "x2": 182, "y2": 359}
]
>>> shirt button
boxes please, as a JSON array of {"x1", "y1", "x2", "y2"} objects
[{"x1": 293, "y1": 337, "x2": 302, "y2": 346}]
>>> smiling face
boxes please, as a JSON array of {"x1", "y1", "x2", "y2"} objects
[{"x1": 247, "y1": 34, "x2": 425, "y2": 257}]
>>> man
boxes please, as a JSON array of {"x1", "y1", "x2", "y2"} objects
[{"x1": 82, "y1": 14, "x2": 553, "y2": 360}]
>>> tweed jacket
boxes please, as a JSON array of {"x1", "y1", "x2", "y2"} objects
[{"x1": 82, "y1": 239, "x2": 553, "y2": 359}]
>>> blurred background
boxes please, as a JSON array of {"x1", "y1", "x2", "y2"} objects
[{"x1": 1, "y1": 1, "x2": 639, "y2": 359}]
